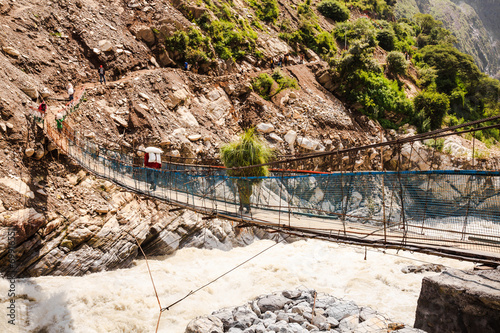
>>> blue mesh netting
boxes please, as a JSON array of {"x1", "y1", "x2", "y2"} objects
[{"x1": 61, "y1": 133, "x2": 500, "y2": 254}]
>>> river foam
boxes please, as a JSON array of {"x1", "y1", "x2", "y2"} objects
[{"x1": 1, "y1": 239, "x2": 473, "y2": 332}]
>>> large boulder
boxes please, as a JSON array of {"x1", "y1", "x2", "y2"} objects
[
  {"x1": 21, "y1": 85, "x2": 39, "y2": 99},
  {"x1": 2, "y1": 46, "x2": 20, "y2": 57},
  {"x1": 158, "y1": 50, "x2": 175, "y2": 66},
  {"x1": 414, "y1": 268, "x2": 500, "y2": 333},
  {"x1": 185, "y1": 315, "x2": 223, "y2": 333},
  {"x1": 98, "y1": 39, "x2": 113, "y2": 52},
  {"x1": 256, "y1": 123, "x2": 274, "y2": 134},
  {"x1": 130, "y1": 24, "x2": 156, "y2": 44},
  {"x1": 296, "y1": 136, "x2": 319, "y2": 150},
  {"x1": 0, "y1": 208, "x2": 46, "y2": 245},
  {"x1": 257, "y1": 294, "x2": 290, "y2": 312}
]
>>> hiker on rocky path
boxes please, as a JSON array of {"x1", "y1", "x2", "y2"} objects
[
  {"x1": 32, "y1": 100, "x2": 47, "y2": 122},
  {"x1": 38, "y1": 100, "x2": 47, "y2": 115},
  {"x1": 67, "y1": 83, "x2": 74, "y2": 102},
  {"x1": 184, "y1": 61, "x2": 189, "y2": 71},
  {"x1": 56, "y1": 112, "x2": 64, "y2": 131},
  {"x1": 98, "y1": 65, "x2": 106, "y2": 84}
]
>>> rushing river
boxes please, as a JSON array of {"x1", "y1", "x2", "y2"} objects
[{"x1": 1, "y1": 239, "x2": 473, "y2": 332}]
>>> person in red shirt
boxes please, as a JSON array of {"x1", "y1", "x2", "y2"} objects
[
  {"x1": 144, "y1": 152, "x2": 161, "y2": 190},
  {"x1": 38, "y1": 100, "x2": 47, "y2": 114}
]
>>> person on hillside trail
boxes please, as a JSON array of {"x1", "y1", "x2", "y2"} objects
[
  {"x1": 98, "y1": 65, "x2": 106, "y2": 84},
  {"x1": 284, "y1": 54, "x2": 289, "y2": 66},
  {"x1": 56, "y1": 112, "x2": 64, "y2": 132},
  {"x1": 184, "y1": 61, "x2": 189, "y2": 71},
  {"x1": 38, "y1": 100, "x2": 47, "y2": 114},
  {"x1": 67, "y1": 83, "x2": 74, "y2": 102},
  {"x1": 270, "y1": 58, "x2": 275, "y2": 70},
  {"x1": 35, "y1": 100, "x2": 47, "y2": 122}
]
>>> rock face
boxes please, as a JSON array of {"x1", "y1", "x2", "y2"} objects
[
  {"x1": 395, "y1": 0, "x2": 500, "y2": 76},
  {"x1": 0, "y1": 171, "x2": 289, "y2": 277},
  {"x1": 414, "y1": 268, "x2": 500, "y2": 333},
  {"x1": 187, "y1": 289, "x2": 424, "y2": 333}
]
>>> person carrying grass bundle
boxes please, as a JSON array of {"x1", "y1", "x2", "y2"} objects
[{"x1": 220, "y1": 128, "x2": 273, "y2": 214}]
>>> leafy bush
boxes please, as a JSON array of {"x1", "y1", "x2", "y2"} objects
[
  {"x1": 248, "y1": 0, "x2": 279, "y2": 23},
  {"x1": 334, "y1": 18, "x2": 378, "y2": 48},
  {"x1": 420, "y1": 44, "x2": 481, "y2": 94},
  {"x1": 317, "y1": 0, "x2": 350, "y2": 22},
  {"x1": 271, "y1": 69, "x2": 299, "y2": 95},
  {"x1": 252, "y1": 71, "x2": 299, "y2": 100},
  {"x1": 280, "y1": 20, "x2": 335, "y2": 58},
  {"x1": 339, "y1": 70, "x2": 413, "y2": 125},
  {"x1": 417, "y1": 65, "x2": 437, "y2": 88},
  {"x1": 315, "y1": 31, "x2": 337, "y2": 56},
  {"x1": 413, "y1": 90, "x2": 450, "y2": 131},
  {"x1": 199, "y1": 18, "x2": 257, "y2": 61},
  {"x1": 377, "y1": 29, "x2": 395, "y2": 51},
  {"x1": 165, "y1": 31, "x2": 189, "y2": 52},
  {"x1": 337, "y1": 40, "x2": 380, "y2": 77},
  {"x1": 387, "y1": 51, "x2": 408, "y2": 76},
  {"x1": 424, "y1": 138, "x2": 445, "y2": 152},
  {"x1": 165, "y1": 28, "x2": 211, "y2": 63},
  {"x1": 252, "y1": 73, "x2": 275, "y2": 99},
  {"x1": 298, "y1": 0, "x2": 314, "y2": 17}
]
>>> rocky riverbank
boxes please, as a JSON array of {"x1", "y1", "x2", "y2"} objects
[{"x1": 186, "y1": 289, "x2": 426, "y2": 333}]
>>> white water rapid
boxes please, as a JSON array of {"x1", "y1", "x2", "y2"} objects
[{"x1": 1, "y1": 239, "x2": 474, "y2": 332}]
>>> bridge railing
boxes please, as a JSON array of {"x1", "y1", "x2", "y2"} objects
[
  {"x1": 43, "y1": 89, "x2": 500, "y2": 260},
  {"x1": 54, "y1": 127, "x2": 500, "y2": 255}
]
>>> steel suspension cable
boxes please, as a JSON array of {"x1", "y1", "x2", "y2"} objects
[{"x1": 160, "y1": 235, "x2": 290, "y2": 312}]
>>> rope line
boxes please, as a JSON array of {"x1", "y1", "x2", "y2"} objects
[{"x1": 161, "y1": 235, "x2": 290, "y2": 312}]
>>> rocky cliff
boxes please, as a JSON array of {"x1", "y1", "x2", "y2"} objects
[
  {"x1": 0, "y1": 0, "x2": 497, "y2": 278},
  {"x1": 414, "y1": 268, "x2": 500, "y2": 333},
  {"x1": 0, "y1": 0, "x2": 377, "y2": 277},
  {"x1": 395, "y1": 0, "x2": 500, "y2": 77}
]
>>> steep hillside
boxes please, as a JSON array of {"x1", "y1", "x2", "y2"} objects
[
  {"x1": 1, "y1": 0, "x2": 499, "y2": 280},
  {"x1": 0, "y1": 0, "x2": 380, "y2": 277},
  {"x1": 395, "y1": 0, "x2": 500, "y2": 77}
]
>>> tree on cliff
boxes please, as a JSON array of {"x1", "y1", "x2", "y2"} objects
[{"x1": 220, "y1": 129, "x2": 273, "y2": 214}]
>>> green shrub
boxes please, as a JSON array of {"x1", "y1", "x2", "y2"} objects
[
  {"x1": 248, "y1": 0, "x2": 279, "y2": 23},
  {"x1": 424, "y1": 138, "x2": 445, "y2": 152},
  {"x1": 315, "y1": 31, "x2": 337, "y2": 56},
  {"x1": 387, "y1": 51, "x2": 408, "y2": 76},
  {"x1": 337, "y1": 40, "x2": 380, "y2": 76},
  {"x1": 200, "y1": 18, "x2": 257, "y2": 61},
  {"x1": 165, "y1": 31, "x2": 189, "y2": 52},
  {"x1": 271, "y1": 69, "x2": 299, "y2": 95},
  {"x1": 186, "y1": 49, "x2": 209, "y2": 63},
  {"x1": 317, "y1": 0, "x2": 349, "y2": 22},
  {"x1": 417, "y1": 65, "x2": 437, "y2": 88},
  {"x1": 298, "y1": 0, "x2": 314, "y2": 17},
  {"x1": 334, "y1": 18, "x2": 378, "y2": 48},
  {"x1": 339, "y1": 70, "x2": 413, "y2": 124},
  {"x1": 413, "y1": 90, "x2": 450, "y2": 131},
  {"x1": 377, "y1": 29, "x2": 395, "y2": 51},
  {"x1": 252, "y1": 73, "x2": 275, "y2": 99}
]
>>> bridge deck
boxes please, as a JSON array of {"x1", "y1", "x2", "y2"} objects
[
  {"x1": 41, "y1": 88, "x2": 500, "y2": 266},
  {"x1": 69, "y1": 148, "x2": 500, "y2": 265}
]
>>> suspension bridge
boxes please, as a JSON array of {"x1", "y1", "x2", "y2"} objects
[{"x1": 32, "y1": 87, "x2": 500, "y2": 266}]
